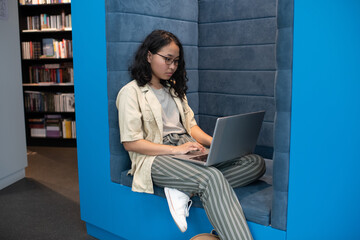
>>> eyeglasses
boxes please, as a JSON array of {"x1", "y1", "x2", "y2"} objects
[{"x1": 155, "y1": 53, "x2": 179, "y2": 66}]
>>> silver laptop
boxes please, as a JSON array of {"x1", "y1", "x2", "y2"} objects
[{"x1": 171, "y1": 111, "x2": 265, "y2": 166}]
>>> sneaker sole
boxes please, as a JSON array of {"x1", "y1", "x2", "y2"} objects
[{"x1": 164, "y1": 188, "x2": 187, "y2": 232}]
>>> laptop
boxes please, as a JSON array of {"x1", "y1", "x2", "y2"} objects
[{"x1": 171, "y1": 111, "x2": 265, "y2": 166}]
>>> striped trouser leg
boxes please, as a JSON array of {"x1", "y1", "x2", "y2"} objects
[
  {"x1": 151, "y1": 134, "x2": 254, "y2": 240},
  {"x1": 152, "y1": 156, "x2": 252, "y2": 240},
  {"x1": 215, "y1": 154, "x2": 266, "y2": 188}
]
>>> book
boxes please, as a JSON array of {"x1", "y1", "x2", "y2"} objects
[
  {"x1": 71, "y1": 120, "x2": 76, "y2": 138},
  {"x1": 45, "y1": 114, "x2": 62, "y2": 138},
  {"x1": 28, "y1": 63, "x2": 73, "y2": 84},
  {"x1": 22, "y1": 41, "x2": 41, "y2": 59},
  {"x1": 61, "y1": 93, "x2": 75, "y2": 112},
  {"x1": 28, "y1": 118, "x2": 46, "y2": 137},
  {"x1": 62, "y1": 119, "x2": 72, "y2": 138},
  {"x1": 42, "y1": 38, "x2": 54, "y2": 57}
]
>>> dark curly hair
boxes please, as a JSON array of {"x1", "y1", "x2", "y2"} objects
[{"x1": 129, "y1": 30, "x2": 188, "y2": 100}]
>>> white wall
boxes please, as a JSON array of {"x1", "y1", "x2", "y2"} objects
[{"x1": 0, "y1": 0, "x2": 27, "y2": 190}]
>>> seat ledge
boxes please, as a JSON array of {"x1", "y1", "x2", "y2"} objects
[{"x1": 118, "y1": 158, "x2": 273, "y2": 226}]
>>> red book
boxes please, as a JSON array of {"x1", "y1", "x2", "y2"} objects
[{"x1": 30, "y1": 42, "x2": 33, "y2": 59}]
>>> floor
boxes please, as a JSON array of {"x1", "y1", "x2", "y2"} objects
[
  {"x1": 26, "y1": 146, "x2": 80, "y2": 203},
  {"x1": 0, "y1": 146, "x2": 96, "y2": 240}
]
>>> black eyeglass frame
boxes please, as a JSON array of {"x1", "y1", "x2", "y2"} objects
[{"x1": 155, "y1": 53, "x2": 179, "y2": 66}]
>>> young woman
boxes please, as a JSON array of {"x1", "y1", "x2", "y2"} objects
[{"x1": 116, "y1": 30, "x2": 266, "y2": 240}]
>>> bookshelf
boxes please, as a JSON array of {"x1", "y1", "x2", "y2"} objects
[{"x1": 18, "y1": 0, "x2": 76, "y2": 147}]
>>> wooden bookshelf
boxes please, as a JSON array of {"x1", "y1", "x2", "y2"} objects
[{"x1": 18, "y1": 1, "x2": 76, "y2": 147}]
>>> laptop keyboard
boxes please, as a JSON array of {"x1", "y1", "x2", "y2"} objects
[{"x1": 190, "y1": 154, "x2": 208, "y2": 162}]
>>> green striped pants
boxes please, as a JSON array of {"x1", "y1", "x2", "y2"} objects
[{"x1": 151, "y1": 133, "x2": 266, "y2": 240}]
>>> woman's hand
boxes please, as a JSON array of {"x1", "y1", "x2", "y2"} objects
[
  {"x1": 172, "y1": 142, "x2": 206, "y2": 155},
  {"x1": 123, "y1": 139, "x2": 205, "y2": 156}
]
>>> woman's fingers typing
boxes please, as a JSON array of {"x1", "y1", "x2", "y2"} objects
[{"x1": 174, "y1": 142, "x2": 205, "y2": 155}]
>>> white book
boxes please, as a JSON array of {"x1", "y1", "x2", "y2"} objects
[
  {"x1": 54, "y1": 94, "x2": 60, "y2": 112},
  {"x1": 61, "y1": 93, "x2": 75, "y2": 112},
  {"x1": 46, "y1": 126, "x2": 60, "y2": 131},
  {"x1": 31, "y1": 128, "x2": 46, "y2": 138}
]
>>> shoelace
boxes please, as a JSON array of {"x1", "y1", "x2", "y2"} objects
[{"x1": 185, "y1": 199, "x2": 193, "y2": 217}]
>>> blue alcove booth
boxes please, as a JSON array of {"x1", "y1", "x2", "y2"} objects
[
  {"x1": 106, "y1": 0, "x2": 291, "y2": 234},
  {"x1": 72, "y1": 0, "x2": 360, "y2": 239}
]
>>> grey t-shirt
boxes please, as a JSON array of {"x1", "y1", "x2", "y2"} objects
[{"x1": 151, "y1": 87, "x2": 186, "y2": 137}]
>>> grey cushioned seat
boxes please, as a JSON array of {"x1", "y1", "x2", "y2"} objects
[{"x1": 120, "y1": 159, "x2": 273, "y2": 226}]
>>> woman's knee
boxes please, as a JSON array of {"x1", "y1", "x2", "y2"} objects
[
  {"x1": 203, "y1": 167, "x2": 229, "y2": 187},
  {"x1": 251, "y1": 154, "x2": 266, "y2": 176}
]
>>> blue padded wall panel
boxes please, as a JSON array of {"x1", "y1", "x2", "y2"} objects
[
  {"x1": 199, "y1": 45, "x2": 276, "y2": 70},
  {"x1": 199, "y1": 71, "x2": 275, "y2": 97},
  {"x1": 197, "y1": 0, "x2": 277, "y2": 161},
  {"x1": 257, "y1": 122, "x2": 274, "y2": 147},
  {"x1": 186, "y1": 70, "x2": 199, "y2": 93},
  {"x1": 108, "y1": 70, "x2": 132, "y2": 183},
  {"x1": 271, "y1": 0, "x2": 293, "y2": 230},
  {"x1": 108, "y1": 43, "x2": 198, "y2": 71},
  {"x1": 277, "y1": 27, "x2": 293, "y2": 70},
  {"x1": 199, "y1": 0, "x2": 276, "y2": 23},
  {"x1": 199, "y1": 93, "x2": 275, "y2": 122},
  {"x1": 273, "y1": 112, "x2": 291, "y2": 153},
  {"x1": 186, "y1": 92, "x2": 199, "y2": 116},
  {"x1": 275, "y1": 70, "x2": 292, "y2": 112},
  {"x1": 277, "y1": 0, "x2": 294, "y2": 29},
  {"x1": 183, "y1": 46, "x2": 199, "y2": 70},
  {"x1": 199, "y1": 18, "x2": 277, "y2": 46},
  {"x1": 106, "y1": 13, "x2": 198, "y2": 46},
  {"x1": 107, "y1": 0, "x2": 200, "y2": 186},
  {"x1": 198, "y1": 115, "x2": 217, "y2": 137},
  {"x1": 272, "y1": 151, "x2": 289, "y2": 193},
  {"x1": 107, "y1": 43, "x2": 140, "y2": 71},
  {"x1": 272, "y1": 151, "x2": 289, "y2": 229},
  {"x1": 107, "y1": 71, "x2": 131, "y2": 100},
  {"x1": 106, "y1": 0, "x2": 198, "y2": 22}
]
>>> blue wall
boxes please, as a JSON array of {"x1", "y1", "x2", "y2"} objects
[
  {"x1": 287, "y1": 0, "x2": 360, "y2": 239},
  {"x1": 72, "y1": 1, "x2": 284, "y2": 239},
  {"x1": 72, "y1": 2, "x2": 212, "y2": 239},
  {"x1": 72, "y1": 1, "x2": 360, "y2": 239}
]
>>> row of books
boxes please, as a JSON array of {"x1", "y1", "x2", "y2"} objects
[
  {"x1": 28, "y1": 63, "x2": 73, "y2": 84},
  {"x1": 22, "y1": 38, "x2": 72, "y2": 59},
  {"x1": 20, "y1": 0, "x2": 71, "y2": 4},
  {"x1": 28, "y1": 115, "x2": 76, "y2": 139},
  {"x1": 24, "y1": 12, "x2": 71, "y2": 31},
  {"x1": 22, "y1": 41, "x2": 41, "y2": 59},
  {"x1": 24, "y1": 91, "x2": 75, "y2": 112}
]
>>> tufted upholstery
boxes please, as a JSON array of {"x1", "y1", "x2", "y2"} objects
[
  {"x1": 106, "y1": 0, "x2": 292, "y2": 231},
  {"x1": 271, "y1": 0, "x2": 293, "y2": 230},
  {"x1": 106, "y1": 0, "x2": 199, "y2": 184},
  {"x1": 198, "y1": 0, "x2": 277, "y2": 159}
]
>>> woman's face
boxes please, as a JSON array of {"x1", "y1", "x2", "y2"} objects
[{"x1": 147, "y1": 41, "x2": 180, "y2": 84}]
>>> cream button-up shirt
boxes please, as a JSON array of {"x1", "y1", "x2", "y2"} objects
[{"x1": 116, "y1": 80, "x2": 197, "y2": 194}]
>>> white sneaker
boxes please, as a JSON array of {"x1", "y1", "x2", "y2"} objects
[{"x1": 164, "y1": 187, "x2": 192, "y2": 232}]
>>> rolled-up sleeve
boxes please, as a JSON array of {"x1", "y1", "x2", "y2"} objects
[{"x1": 116, "y1": 86, "x2": 144, "y2": 143}]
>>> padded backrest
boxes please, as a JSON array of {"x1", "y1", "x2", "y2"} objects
[
  {"x1": 198, "y1": 0, "x2": 277, "y2": 159},
  {"x1": 106, "y1": 0, "x2": 199, "y2": 183},
  {"x1": 106, "y1": 0, "x2": 293, "y2": 231}
]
